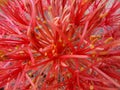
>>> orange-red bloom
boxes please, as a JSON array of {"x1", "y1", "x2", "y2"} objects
[{"x1": 0, "y1": 0, "x2": 120, "y2": 90}]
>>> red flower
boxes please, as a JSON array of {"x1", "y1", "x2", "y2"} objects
[{"x1": 0, "y1": 0, "x2": 120, "y2": 90}]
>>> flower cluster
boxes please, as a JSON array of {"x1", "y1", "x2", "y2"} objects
[{"x1": 0, "y1": 0, "x2": 120, "y2": 90}]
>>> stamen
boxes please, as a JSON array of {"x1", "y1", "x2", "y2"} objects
[
  {"x1": 90, "y1": 85, "x2": 94, "y2": 90},
  {"x1": 44, "y1": 52, "x2": 47, "y2": 56},
  {"x1": 99, "y1": 13, "x2": 108, "y2": 18},
  {"x1": 104, "y1": 37, "x2": 113, "y2": 44}
]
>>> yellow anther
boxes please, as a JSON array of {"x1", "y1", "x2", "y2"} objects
[
  {"x1": 0, "y1": 0, "x2": 8, "y2": 5},
  {"x1": 90, "y1": 35, "x2": 101, "y2": 41},
  {"x1": 58, "y1": 38, "x2": 62, "y2": 42},
  {"x1": 68, "y1": 38, "x2": 71, "y2": 41},
  {"x1": 81, "y1": 0, "x2": 88, "y2": 5},
  {"x1": 0, "y1": 55, "x2": 4, "y2": 58},
  {"x1": 80, "y1": 67, "x2": 84, "y2": 71},
  {"x1": 92, "y1": 38, "x2": 98, "y2": 44},
  {"x1": 93, "y1": 54, "x2": 96, "y2": 58},
  {"x1": 15, "y1": 46, "x2": 19, "y2": 50},
  {"x1": 19, "y1": 51, "x2": 24, "y2": 54},
  {"x1": 43, "y1": 20, "x2": 47, "y2": 24},
  {"x1": 54, "y1": 53, "x2": 57, "y2": 56},
  {"x1": 90, "y1": 35, "x2": 101, "y2": 46},
  {"x1": 28, "y1": 61, "x2": 32, "y2": 65},
  {"x1": 28, "y1": 72, "x2": 32, "y2": 77},
  {"x1": 37, "y1": 17, "x2": 40, "y2": 20},
  {"x1": 35, "y1": 26, "x2": 42, "y2": 30},
  {"x1": 0, "y1": 51, "x2": 6, "y2": 60},
  {"x1": 32, "y1": 79, "x2": 35, "y2": 83},
  {"x1": 97, "y1": 58, "x2": 102, "y2": 61},
  {"x1": 62, "y1": 43, "x2": 65, "y2": 47},
  {"x1": 35, "y1": 26, "x2": 39, "y2": 30},
  {"x1": 45, "y1": 52, "x2": 47, "y2": 56},
  {"x1": 29, "y1": 86, "x2": 32, "y2": 89},
  {"x1": 99, "y1": 51, "x2": 108, "y2": 55},
  {"x1": 52, "y1": 44, "x2": 56, "y2": 49},
  {"x1": 90, "y1": 85, "x2": 94, "y2": 90},
  {"x1": 99, "y1": 13, "x2": 108, "y2": 18},
  {"x1": 92, "y1": 51, "x2": 96, "y2": 57},
  {"x1": 67, "y1": 73, "x2": 71, "y2": 78},
  {"x1": 8, "y1": 49, "x2": 12, "y2": 51},
  {"x1": 0, "y1": 51, "x2": 3, "y2": 54},
  {"x1": 90, "y1": 44, "x2": 94, "y2": 49},
  {"x1": 70, "y1": 52, "x2": 73, "y2": 55},
  {"x1": 52, "y1": 49, "x2": 55, "y2": 54},
  {"x1": 48, "y1": 6, "x2": 52, "y2": 11},
  {"x1": 104, "y1": 37, "x2": 113, "y2": 44}
]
